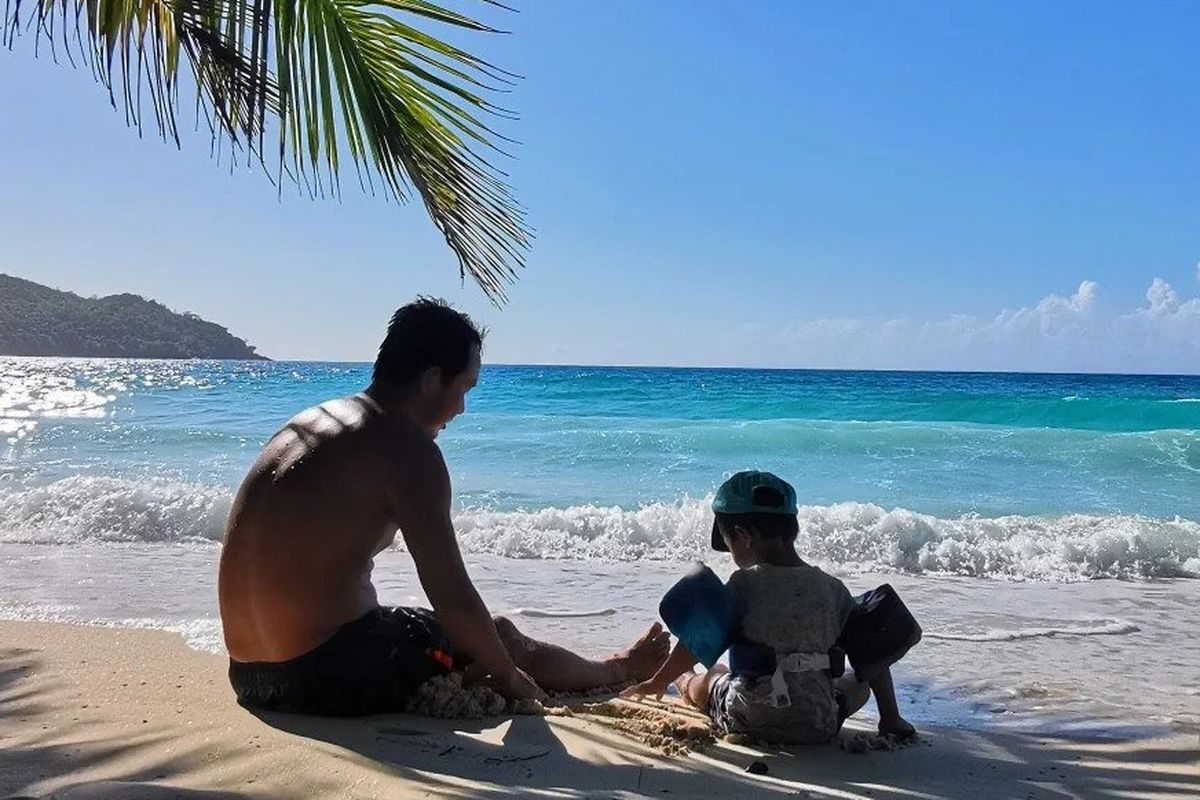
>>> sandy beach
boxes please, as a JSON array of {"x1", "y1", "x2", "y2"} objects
[{"x1": 2, "y1": 620, "x2": 1195, "y2": 800}]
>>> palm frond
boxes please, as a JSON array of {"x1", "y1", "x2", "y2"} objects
[
  {"x1": 5, "y1": 0, "x2": 528, "y2": 303},
  {"x1": 4, "y1": 0, "x2": 274, "y2": 151}
]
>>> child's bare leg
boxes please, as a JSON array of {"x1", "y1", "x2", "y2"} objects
[
  {"x1": 866, "y1": 667, "x2": 915, "y2": 737},
  {"x1": 834, "y1": 672, "x2": 871, "y2": 718},
  {"x1": 491, "y1": 616, "x2": 670, "y2": 692},
  {"x1": 676, "y1": 664, "x2": 729, "y2": 710}
]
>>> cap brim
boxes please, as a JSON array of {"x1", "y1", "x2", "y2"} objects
[{"x1": 711, "y1": 518, "x2": 729, "y2": 552}]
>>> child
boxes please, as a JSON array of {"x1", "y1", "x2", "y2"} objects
[{"x1": 623, "y1": 470, "x2": 916, "y2": 744}]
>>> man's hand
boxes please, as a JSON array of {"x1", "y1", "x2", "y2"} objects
[{"x1": 492, "y1": 666, "x2": 549, "y2": 704}]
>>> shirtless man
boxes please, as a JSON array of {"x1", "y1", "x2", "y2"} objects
[{"x1": 219, "y1": 298, "x2": 669, "y2": 715}]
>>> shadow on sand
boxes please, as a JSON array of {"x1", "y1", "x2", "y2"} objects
[
  {"x1": 3, "y1": 640, "x2": 1196, "y2": 800},
  {"x1": 0, "y1": 647, "x2": 250, "y2": 800},
  {"x1": 256, "y1": 694, "x2": 1200, "y2": 800}
]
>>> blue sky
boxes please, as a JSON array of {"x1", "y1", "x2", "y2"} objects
[{"x1": 1, "y1": 1, "x2": 1197, "y2": 371}]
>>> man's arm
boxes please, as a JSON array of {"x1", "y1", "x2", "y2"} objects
[{"x1": 391, "y1": 440, "x2": 541, "y2": 700}]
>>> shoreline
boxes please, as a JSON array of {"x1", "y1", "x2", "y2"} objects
[{"x1": 2, "y1": 620, "x2": 1196, "y2": 799}]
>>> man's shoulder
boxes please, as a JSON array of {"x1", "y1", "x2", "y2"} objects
[
  {"x1": 285, "y1": 395, "x2": 429, "y2": 445},
  {"x1": 265, "y1": 395, "x2": 443, "y2": 477},
  {"x1": 374, "y1": 419, "x2": 450, "y2": 505}
]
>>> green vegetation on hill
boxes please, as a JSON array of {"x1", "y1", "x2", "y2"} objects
[{"x1": 0, "y1": 275, "x2": 266, "y2": 359}]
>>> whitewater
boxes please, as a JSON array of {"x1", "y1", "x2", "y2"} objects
[{"x1": 1, "y1": 357, "x2": 1198, "y2": 738}]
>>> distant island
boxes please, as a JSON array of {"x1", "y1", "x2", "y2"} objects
[{"x1": 0, "y1": 274, "x2": 266, "y2": 359}]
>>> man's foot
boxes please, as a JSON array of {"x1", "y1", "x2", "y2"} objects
[
  {"x1": 878, "y1": 715, "x2": 917, "y2": 741},
  {"x1": 609, "y1": 623, "x2": 671, "y2": 683}
]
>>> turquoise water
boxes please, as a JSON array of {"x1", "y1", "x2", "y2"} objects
[
  {"x1": 2, "y1": 358, "x2": 1199, "y2": 579},
  {"x1": 5, "y1": 357, "x2": 1199, "y2": 737}
]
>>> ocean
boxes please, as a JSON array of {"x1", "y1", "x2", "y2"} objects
[{"x1": 2, "y1": 357, "x2": 1198, "y2": 738}]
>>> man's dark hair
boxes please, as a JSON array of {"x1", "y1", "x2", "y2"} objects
[
  {"x1": 714, "y1": 511, "x2": 800, "y2": 544},
  {"x1": 372, "y1": 298, "x2": 485, "y2": 390}
]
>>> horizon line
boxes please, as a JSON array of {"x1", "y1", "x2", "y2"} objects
[{"x1": 6, "y1": 354, "x2": 1196, "y2": 379}]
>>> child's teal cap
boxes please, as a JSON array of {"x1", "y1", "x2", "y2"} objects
[{"x1": 710, "y1": 470, "x2": 799, "y2": 551}]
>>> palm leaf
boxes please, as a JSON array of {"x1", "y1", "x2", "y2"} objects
[
  {"x1": 3, "y1": 0, "x2": 274, "y2": 156},
  {"x1": 4, "y1": 0, "x2": 528, "y2": 302}
]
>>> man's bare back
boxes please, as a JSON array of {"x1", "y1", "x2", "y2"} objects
[{"x1": 219, "y1": 394, "x2": 426, "y2": 662}]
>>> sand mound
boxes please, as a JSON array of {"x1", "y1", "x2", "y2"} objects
[
  {"x1": 404, "y1": 673, "x2": 513, "y2": 718},
  {"x1": 567, "y1": 700, "x2": 716, "y2": 756},
  {"x1": 404, "y1": 675, "x2": 715, "y2": 756}
]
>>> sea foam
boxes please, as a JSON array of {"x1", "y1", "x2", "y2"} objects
[
  {"x1": 0, "y1": 599, "x2": 223, "y2": 652},
  {"x1": 0, "y1": 476, "x2": 230, "y2": 544},
  {"x1": 923, "y1": 619, "x2": 1140, "y2": 642},
  {"x1": 1, "y1": 476, "x2": 1197, "y2": 581}
]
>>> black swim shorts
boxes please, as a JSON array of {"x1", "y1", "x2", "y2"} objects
[{"x1": 229, "y1": 606, "x2": 458, "y2": 716}]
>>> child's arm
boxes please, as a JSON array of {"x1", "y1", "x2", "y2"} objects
[{"x1": 620, "y1": 637, "x2": 699, "y2": 698}]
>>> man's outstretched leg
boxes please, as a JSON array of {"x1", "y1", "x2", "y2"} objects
[{"x1": 489, "y1": 616, "x2": 670, "y2": 693}]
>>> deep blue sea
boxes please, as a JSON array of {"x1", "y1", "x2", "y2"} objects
[{"x1": 2, "y1": 358, "x2": 1198, "y2": 580}]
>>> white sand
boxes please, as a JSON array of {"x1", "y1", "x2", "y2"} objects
[{"x1": 2, "y1": 620, "x2": 1197, "y2": 799}]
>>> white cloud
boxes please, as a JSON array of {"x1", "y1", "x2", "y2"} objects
[
  {"x1": 1041, "y1": 280, "x2": 1098, "y2": 314},
  {"x1": 725, "y1": 278, "x2": 1200, "y2": 374},
  {"x1": 1144, "y1": 277, "x2": 1179, "y2": 319}
]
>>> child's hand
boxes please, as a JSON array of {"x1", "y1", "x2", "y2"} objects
[{"x1": 620, "y1": 676, "x2": 671, "y2": 699}]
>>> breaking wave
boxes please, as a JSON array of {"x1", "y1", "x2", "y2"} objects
[
  {"x1": 0, "y1": 476, "x2": 230, "y2": 544},
  {"x1": 1, "y1": 476, "x2": 1198, "y2": 581}
]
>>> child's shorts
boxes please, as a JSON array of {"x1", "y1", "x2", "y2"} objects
[{"x1": 707, "y1": 672, "x2": 850, "y2": 742}]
